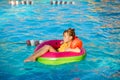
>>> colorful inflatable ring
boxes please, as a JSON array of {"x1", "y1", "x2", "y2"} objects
[{"x1": 35, "y1": 40, "x2": 86, "y2": 65}]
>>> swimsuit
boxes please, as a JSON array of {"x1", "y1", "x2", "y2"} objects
[{"x1": 58, "y1": 42, "x2": 69, "y2": 52}]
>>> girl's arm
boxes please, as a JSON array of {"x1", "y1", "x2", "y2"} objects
[{"x1": 65, "y1": 47, "x2": 80, "y2": 53}]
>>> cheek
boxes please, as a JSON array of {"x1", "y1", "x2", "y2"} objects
[
  {"x1": 65, "y1": 37, "x2": 69, "y2": 41},
  {"x1": 63, "y1": 37, "x2": 67, "y2": 42}
]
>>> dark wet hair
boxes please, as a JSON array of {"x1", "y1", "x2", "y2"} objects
[{"x1": 63, "y1": 28, "x2": 75, "y2": 39}]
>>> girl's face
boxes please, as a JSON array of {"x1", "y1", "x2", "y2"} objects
[{"x1": 63, "y1": 32, "x2": 72, "y2": 43}]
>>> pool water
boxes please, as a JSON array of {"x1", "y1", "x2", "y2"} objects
[{"x1": 0, "y1": 0, "x2": 120, "y2": 80}]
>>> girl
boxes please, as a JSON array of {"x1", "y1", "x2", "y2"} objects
[{"x1": 24, "y1": 28, "x2": 82, "y2": 62}]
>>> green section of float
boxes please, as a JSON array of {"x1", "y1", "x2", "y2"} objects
[{"x1": 37, "y1": 53, "x2": 86, "y2": 65}]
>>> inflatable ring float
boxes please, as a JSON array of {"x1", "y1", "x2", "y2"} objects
[{"x1": 35, "y1": 40, "x2": 86, "y2": 65}]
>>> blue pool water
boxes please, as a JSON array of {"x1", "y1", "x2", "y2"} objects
[{"x1": 0, "y1": 0, "x2": 120, "y2": 80}]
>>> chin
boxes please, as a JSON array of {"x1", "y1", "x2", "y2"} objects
[{"x1": 64, "y1": 41, "x2": 67, "y2": 43}]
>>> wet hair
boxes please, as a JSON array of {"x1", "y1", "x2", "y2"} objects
[{"x1": 63, "y1": 28, "x2": 75, "y2": 39}]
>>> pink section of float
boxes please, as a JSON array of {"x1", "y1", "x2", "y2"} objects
[{"x1": 34, "y1": 40, "x2": 85, "y2": 58}]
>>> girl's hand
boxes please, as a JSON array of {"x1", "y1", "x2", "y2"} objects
[
  {"x1": 60, "y1": 41, "x2": 64, "y2": 44},
  {"x1": 65, "y1": 48, "x2": 71, "y2": 51}
]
